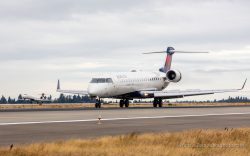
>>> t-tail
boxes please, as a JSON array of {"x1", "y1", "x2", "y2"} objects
[{"x1": 143, "y1": 46, "x2": 209, "y2": 73}]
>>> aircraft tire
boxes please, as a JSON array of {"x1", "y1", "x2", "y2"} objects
[
  {"x1": 153, "y1": 100, "x2": 157, "y2": 107},
  {"x1": 125, "y1": 99, "x2": 129, "y2": 107},
  {"x1": 95, "y1": 101, "x2": 101, "y2": 108},
  {"x1": 120, "y1": 100, "x2": 124, "y2": 108},
  {"x1": 158, "y1": 99, "x2": 163, "y2": 107}
]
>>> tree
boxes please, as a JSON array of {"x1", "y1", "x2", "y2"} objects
[
  {"x1": 0, "y1": 95, "x2": 7, "y2": 104},
  {"x1": 18, "y1": 94, "x2": 23, "y2": 100},
  {"x1": 58, "y1": 94, "x2": 66, "y2": 103},
  {"x1": 7, "y1": 96, "x2": 15, "y2": 104}
]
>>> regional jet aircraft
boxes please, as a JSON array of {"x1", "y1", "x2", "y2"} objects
[
  {"x1": 18, "y1": 93, "x2": 51, "y2": 105},
  {"x1": 57, "y1": 47, "x2": 247, "y2": 108}
]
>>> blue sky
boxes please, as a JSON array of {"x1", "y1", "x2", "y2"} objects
[{"x1": 0, "y1": 0, "x2": 249, "y2": 100}]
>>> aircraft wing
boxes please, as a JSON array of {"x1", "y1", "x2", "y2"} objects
[
  {"x1": 57, "y1": 80, "x2": 88, "y2": 95},
  {"x1": 57, "y1": 89, "x2": 88, "y2": 95},
  {"x1": 140, "y1": 79, "x2": 247, "y2": 99},
  {"x1": 39, "y1": 99, "x2": 52, "y2": 102},
  {"x1": 19, "y1": 97, "x2": 51, "y2": 104}
]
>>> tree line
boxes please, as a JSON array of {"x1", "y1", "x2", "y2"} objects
[
  {"x1": 0, "y1": 95, "x2": 249, "y2": 104},
  {"x1": 0, "y1": 94, "x2": 95, "y2": 104}
]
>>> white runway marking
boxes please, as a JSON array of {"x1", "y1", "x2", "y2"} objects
[{"x1": 0, "y1": 112, "x2": 250, "y2": 126}]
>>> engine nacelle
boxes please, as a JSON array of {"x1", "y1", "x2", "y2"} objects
[{"x1": 166, "y1": 70, "x2": 182, "y2": 82}]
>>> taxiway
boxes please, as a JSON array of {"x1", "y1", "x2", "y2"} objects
[{"x1": 0, "y1": 106, "x2": 250, "y2": 146}]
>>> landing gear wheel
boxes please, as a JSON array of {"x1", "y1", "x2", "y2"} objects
[
  {"x1": 158, "y1": 99, "x2": 163, "y2": 107},
  {"x1": 125, "y1": 99, "x2": 129, "y2": 107},
  {"x1": 120, "y1": 100, "x2": 124, "y2": 108},
  {"x1": 95, "y1": 98, "x2": 101, "y2": 108},
  {"x1": 153, "y1": 98, "x2": 163, "y2": 108},
  {"x1": 153, "y1": 100, "x2": 157, "y2": 107},
  {"x1": 95, "y1": 103, "x2": 101, "y2": 108}
]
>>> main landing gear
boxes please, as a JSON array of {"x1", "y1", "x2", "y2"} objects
[
  {"x1": 119, "y1": 99, "x2": 130, "y2": 108},
  {"x1": 95, "y1": 98, "x2": 101, "y2": 108},
  {"x1": 153, "y1": 98, "x2": 163, "y2": 108}
]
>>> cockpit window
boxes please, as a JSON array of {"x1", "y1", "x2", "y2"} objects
[
  {"x1": 90, "y1": 78, "x2": 113, "y2": 83},
  {"x1": 106, "y1": 78, "x2": 113, "y2": 83}
]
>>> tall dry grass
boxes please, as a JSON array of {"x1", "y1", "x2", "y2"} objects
[{"x1": 0, "y1": 128, "x2": 250, "y2": 156}]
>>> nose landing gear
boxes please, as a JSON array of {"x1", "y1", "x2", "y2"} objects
[{"x1": 95, "y1": 98, "x2": 101, "y2": 108}]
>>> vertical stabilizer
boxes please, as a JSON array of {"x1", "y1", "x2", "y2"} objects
[
  {"x1": 158, "y1": 47, "x2": 175, "y2": 73},
  {"x1": 163, "y1": 47, "x2": 175, "y2": 72},
  {"x1": 57, "y1": 80, "x2": 60, "y2": 90}
]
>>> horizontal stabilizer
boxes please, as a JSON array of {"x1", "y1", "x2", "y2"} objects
[
  {"x1": 143, "y1": 51, "x2": 166, "y2": 54},
  {"x1": 143, "y1": 46, "x2": 209, "y2": 55},
  {"x1": 171, "y1": 50, "x2": 209, "y2": 53},
  {"x1": 143, "y1": 50, "x2": 209, "y2": 54}
]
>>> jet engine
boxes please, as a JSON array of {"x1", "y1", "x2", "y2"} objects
[{"x1": 166, "y1": 70, "x2": 182, "y2": 82}]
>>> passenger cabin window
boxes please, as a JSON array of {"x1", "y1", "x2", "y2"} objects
[{"x1": 90, "y1": 78, "x2": 113, "y2": 83}]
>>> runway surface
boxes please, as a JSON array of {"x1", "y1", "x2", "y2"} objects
[{"x1": 1, "y1": 106, "x2": 250, "y2": 146}]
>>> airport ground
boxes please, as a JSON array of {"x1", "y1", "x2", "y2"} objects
[
  {"x1": 1, "y1": 105, "x2": 250, "y2": 148},
  {"x1": 0, "y1": 128, "x2": 249, "y2": 156},
  {"x1": 1, "y1": 102, "x2": 250, "y2": 110}
]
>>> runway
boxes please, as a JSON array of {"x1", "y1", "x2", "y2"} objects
[{"x1": 0, "y1": 106, "x2": 250, "y2": 146}]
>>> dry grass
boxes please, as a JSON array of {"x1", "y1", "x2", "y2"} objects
[
  {"x1": 0, "y1": 128, "x2": 250, "y2": 156},
  {"x1": 1, "y1": 102, "x2": 250, "y2": 110}
]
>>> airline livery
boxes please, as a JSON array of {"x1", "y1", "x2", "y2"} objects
[{"x1": 57, "y1": 47, "x2": 247, "y2": 108}]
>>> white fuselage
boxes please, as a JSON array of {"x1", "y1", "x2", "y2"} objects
[{"x1": 87, "y1": 71, "x2": 169, "y2": 98}]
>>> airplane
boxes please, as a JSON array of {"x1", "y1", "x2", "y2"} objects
[
  {"x1": 57, "y1": 46, "x2": 247, "y2": 108},
  {"x1": 18, "y1": 93, "x2": 52, "y2": 105}
]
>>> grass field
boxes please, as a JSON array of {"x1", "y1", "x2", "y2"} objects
[
  {"x1": 0, "y1": 128, "x2": 249, "y2": 156},
  {"x1": 1, "y1": 102, "x2": 250, "y2": 110}
]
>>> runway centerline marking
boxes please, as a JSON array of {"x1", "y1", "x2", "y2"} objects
[{"x1": 0, "y1": 112, "x2": 250, "y2": 126}]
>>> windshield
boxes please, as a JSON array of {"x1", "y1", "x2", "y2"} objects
[{"x1": 90, "y1": 78, "x2": 113, "y2": 83}]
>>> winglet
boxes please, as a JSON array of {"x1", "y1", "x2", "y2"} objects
[
  {"x1": 240, "y1": 78, "x2": 247, "y2": 90},
  {"x1": 57, "y1": 79, "x2": 60, "y2": 90}
]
